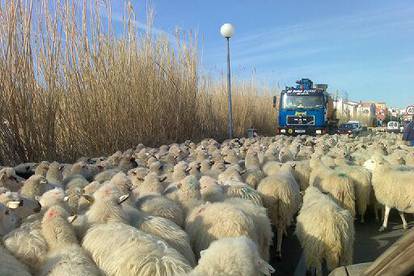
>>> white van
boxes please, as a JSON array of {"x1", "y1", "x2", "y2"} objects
[{"x1": 387, "y1": 121, "x2": 400, "y2": 133}]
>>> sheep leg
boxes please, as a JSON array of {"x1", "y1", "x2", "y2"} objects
[
  {"x1": 379, "y1": 206, "x2": 391, "y2": 232},
  {"x1": 276, "y1": 228, "x2": 283, "y2": 260},
  {"x1": 399, "y1": 212, "x2": 408, "y2": 230}
]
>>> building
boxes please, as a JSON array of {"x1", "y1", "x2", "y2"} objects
[
  {"x1": 357, "y1": 102, "x2": 377, "y2": 126},
  {"x1": 333, "y1": 98, "x2": 358, "y2": 120}
]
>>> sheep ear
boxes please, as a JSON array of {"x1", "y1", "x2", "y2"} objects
[
  {"x1": 290, "y1": 163, "x2": 297, "y2": 169},
  {"x1": 67, "y1": 215, "x2": 77, "y2": 224},
  {"x1": 82, "y1": 194, "x2": 94, "y2": 204},
  {"x1": 7, "y1": 201, "x2": 21, "y2": 209},
  {"x1": 257, "y1": 259, "x2": 275, "y2": 275},
  {"x1": 118, "y1": 194, "x2": 129, "y2": 204}
]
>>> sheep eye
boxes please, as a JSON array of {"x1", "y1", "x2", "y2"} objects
[
  {"x1": 5, "y1": 209, "x2": 9, "y2": 215},
  {"x1": 19, "y1": 200, "x2": 24, "y2": 206}
]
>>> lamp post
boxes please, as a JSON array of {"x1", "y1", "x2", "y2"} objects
[{"x1": 220, "y1": 23, "x2": 235, "y2": 140}]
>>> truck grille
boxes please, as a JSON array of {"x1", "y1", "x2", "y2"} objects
[{"x1": 287, "y1": 115, "x2": 315, "y2": 125}]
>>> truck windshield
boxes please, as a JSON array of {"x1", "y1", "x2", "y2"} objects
[{"x1": 282, "y1": 95, "x2": 324, "y2": 109}]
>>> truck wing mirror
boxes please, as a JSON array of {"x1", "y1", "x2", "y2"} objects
[{"x1": 273, "y1": 96, "x2": 277, "y2": 108}]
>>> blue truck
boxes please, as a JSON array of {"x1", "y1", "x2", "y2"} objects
[{"x1": 273, "y1": 78, "x2": 338, "y2": 135}]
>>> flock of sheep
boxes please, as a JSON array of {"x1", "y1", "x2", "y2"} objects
[{"x1": 0, "y1": 132, "x2": 413, "y2": 276}]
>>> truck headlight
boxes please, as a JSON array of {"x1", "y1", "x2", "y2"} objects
[
  {"x1": 316, "y1": 130, "x2": 322, "y2": 134},
  {"x1": 280, "y1": 129, "x2": 286, "y2": 133}
]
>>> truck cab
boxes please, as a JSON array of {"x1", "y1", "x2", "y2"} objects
[{"x1": 276, "y1": 79, "x2": 335, "y2": 135}]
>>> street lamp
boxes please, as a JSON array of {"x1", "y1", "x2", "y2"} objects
[{"x1": 220, "y1": 23, "x2": 235, "y2": 140}]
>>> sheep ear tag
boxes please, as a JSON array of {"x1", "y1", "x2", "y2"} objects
[
  {"x1": 7, "y1": 201, "x2": 21, "y2": 209},
  {"x1": 118, "y1": 194, "x2": 130, "y2": 204},
  {"x1": 67, "y1": 215, "x2": 78, "y2": 223},
  {"x1": 63, "y1": 196, "x2": 69, "y2": 202}
]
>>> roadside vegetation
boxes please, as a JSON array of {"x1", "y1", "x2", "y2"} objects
[{"x1": 0, "y1": 0, "x2": 276, "y2": 165}]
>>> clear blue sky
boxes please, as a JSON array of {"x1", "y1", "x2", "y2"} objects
[{"x1": 111, "y1": 0, "x2": 414, "y2": 108}]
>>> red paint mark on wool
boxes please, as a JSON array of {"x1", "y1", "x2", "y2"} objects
[{"x1": 47, "y1": 209, "x2": 58, "y2": 218}]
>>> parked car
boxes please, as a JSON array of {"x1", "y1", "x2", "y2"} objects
[
  {"x1": 387, "y1": 121, "x2": 401, "y2": 133},
  {"x1": 337, "y1": 122, "x2": 362, "y2": 135}
]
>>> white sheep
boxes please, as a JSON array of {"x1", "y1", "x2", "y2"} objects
[
  {"x1": 185, "y1": 201, "x2": 258, "y2": 259},
  {"x1": 38, "y1": 205, "x2": 101, "y2": 276},
  {"x1": 257, "y1": 164, "x2": 301, "y2": 259},
  {"x1": 364, "y1": 155, "x2": 414, "y2": 231},
  {"x1": 135, "y1": 193, "x2": 184, "y2": 228},
  {"x1": 82, "y1": 222, "x2": 192, "y2": 275},
  {"x1": 135, "y1": 215, "x2": 196, "y2": 266},
  {"x1": 335, "y1": 157, "x2": 372, "y2": 223},
  {"x1": 310, "y1": 158, "x2": 356, "y2": 217},
  {"x1": 189, "y1": 236, "x2": 275, "y2": 276},
  {"x1": 295, "y1": 187, "x2": 354, "y2": 276}
]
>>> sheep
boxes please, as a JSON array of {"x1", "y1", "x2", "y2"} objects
[
  {"x1": 243, "y1": 168, "x2": 265, "y2": 189},
  {"x1": 310, "y1": 159, "x2": 356, "y2": 217},
  {"x1": 2, "y1": 217, "x2": 47, "y2": 272},
  {"x1": 335, "y1": 157, "x2": 372, "y2": 223},
  {"x1": 172, "y1": 161, "x2": 188, "y2": 182},
  {"x1": 169, "y1": 175, "x2": 203, "y2": 215},
  {"x1": 225, "y1": 198, "x2": 273, "y2": 262},
  {"x1": 199, "y1": 176, "x2": 226, "y2": 202},
  {"x1": 94, "y1": 168, "x2": 121, "y2": 183},
  {"x1": 132, "y1": 172, "x2": 165, "y2": 197},
  {"x1": 135, "y1": 215, "x2": 196, "y2": 266},
  {"x1": 20, "y1": 175, "x2": 50, "y2": 199},
  {"x1": 34, "y1": 161, "x2": 50, "y2": 177},
  {"x1": 295, "y1": 187, "x2": 354, "y2": 276},
  {"x1": 257, "y1": 164, "x2": 301, "y2": 259},
  {"x1": 218, "y1": 165, "x2": 244, "y2": 182},
  {"x1": 189, "y1": 236, "x2": 275, "y2": 276},
  {"x1": 82, "y1": 222, "x2": 192, "y2": 275},
  {"x1": 0, "y1": 168, "x2": 23, "y2": 192},
  {"x1": 0, "y1": 203, "x2": 20, "y2": 236},
  {"x1": 286, "y1": 160, "x2": 311, "y2": 191},
  {"x1": 185, "y1": 201, "x2": 258, "y2": 259},
  {"x1": 0, "y1": 191, "x2": 42, "y2": 219},
  {"x1": 364, "y1": 155, "x2": 414, "y2": 231},
  {"x1": 39, "y1": 205, "x2": 101, "y2": 276},
  {"x1": 223, "y1": 183, "x2": 263, "y2": 206},
  {"x1": 62, "y1": 174, "x2": 89, "y2": 191},
  {"x1": 0, "y1": 244, "x2": 31, "y2": 276},
  {"x1": 135, "y1": 194, "x2": 184, "y2": 228},
  {"x1": 71, "y1": 182, "x2": 130, "y2": 237},
  {"x1": 262, "y1": 161, "x2": 284, "y2": 176},
  {"x1": 46, "y1": 161, "x2": 64, "y2": 186}
]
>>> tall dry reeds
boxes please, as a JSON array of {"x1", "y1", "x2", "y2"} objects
[{"x1": 0, "y1": 0, "x2": 277, "y2": 165}]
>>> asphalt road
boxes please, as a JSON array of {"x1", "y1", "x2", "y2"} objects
[{"x1": 269, "y1": 208, "x2": 412, "y2": 276}]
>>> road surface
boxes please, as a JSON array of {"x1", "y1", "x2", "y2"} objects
[{"x1": 270, "y1": 208, "x2": 412, "y2": 276}]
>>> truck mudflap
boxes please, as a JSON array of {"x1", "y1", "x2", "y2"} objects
[{"x1": 277, "y1": 127, "x2": 327, "y2": 135}]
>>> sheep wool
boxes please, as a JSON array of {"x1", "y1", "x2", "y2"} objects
[
  {"x1": 39, "y1": 206, "x2": 101, "y2": 276},
  {"x1": 185, "y1": 201, "x2": 258, "y2": 258},
  {"x1": 295, "y1": 187, "x2": 354, "y2": 276},
  {"x1": 189, "y1": 236, "x2": 275, "y2": 276},
  {"x1": 0, "y1": 244, "x2": 31, "y2": 276},
  {"x1": 83, "y1": 222, "x2": 192, "y2": 276}
]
